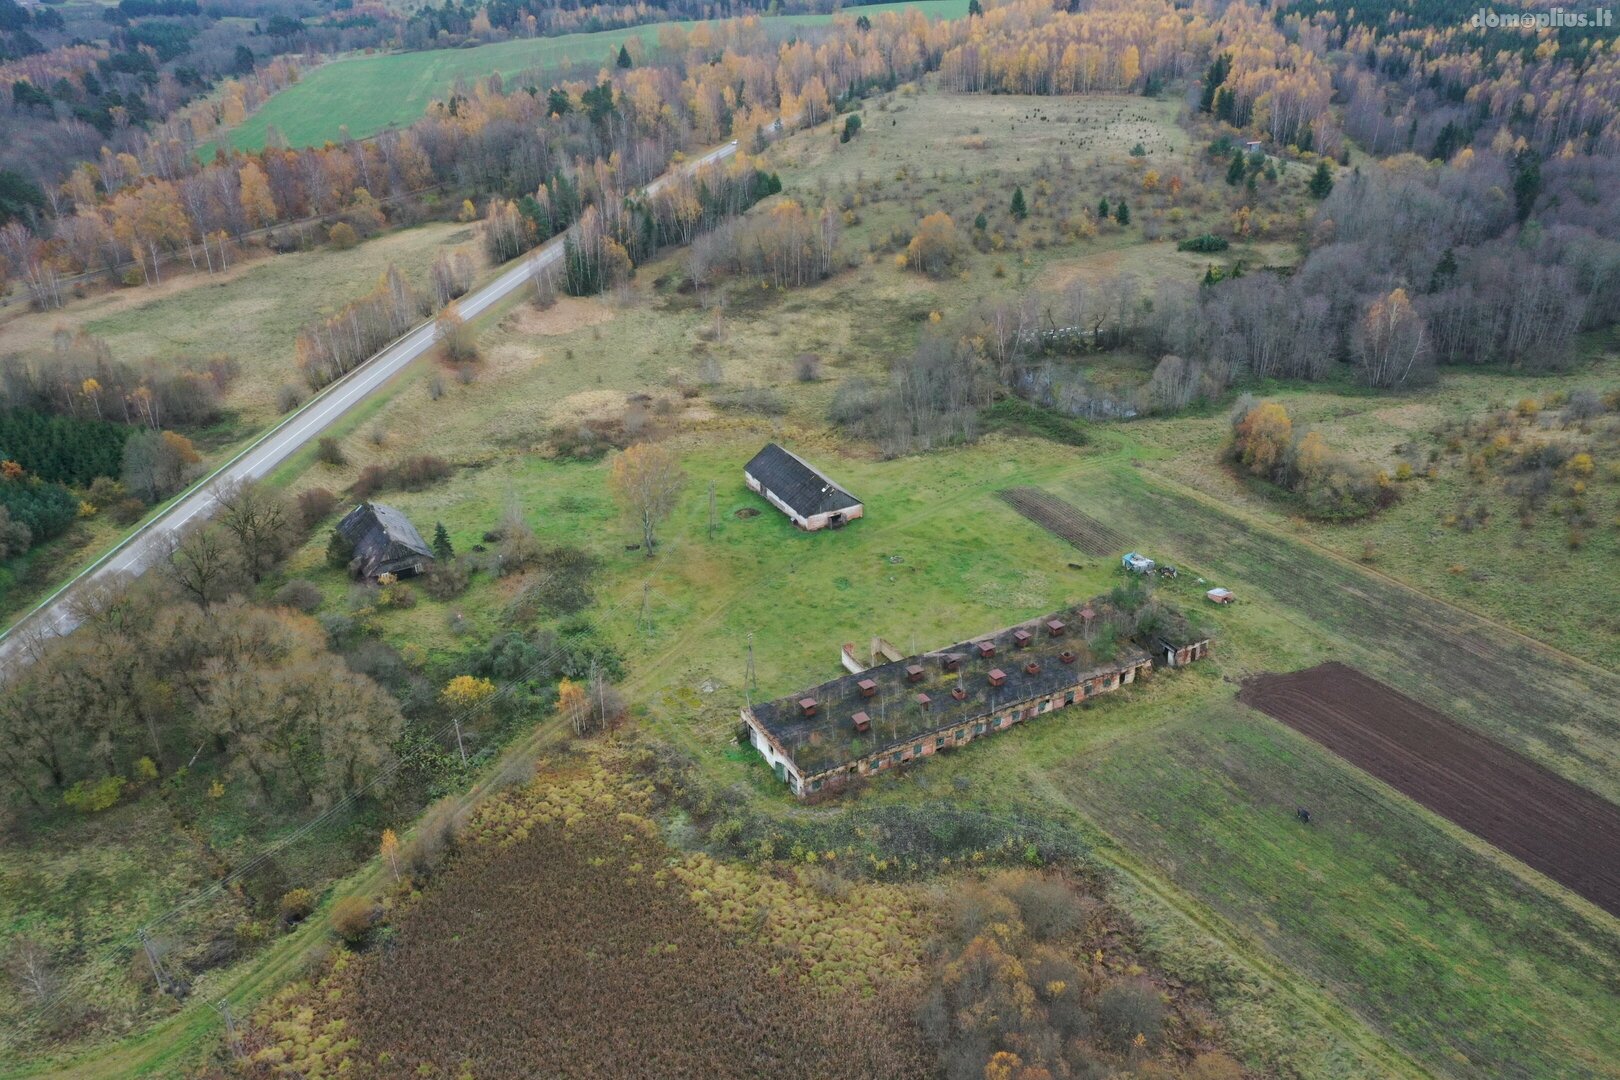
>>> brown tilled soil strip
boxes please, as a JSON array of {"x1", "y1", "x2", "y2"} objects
[
  {"x1": 1239, "y1": 661, "x2": 1620, "y2": 918},
  {"x1": 997, "y1": 487, "x2": 1130, "y2": 558}
]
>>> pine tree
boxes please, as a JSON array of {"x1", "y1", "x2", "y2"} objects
[
  {"x1": 1307, "y1": 161, "x2": 1334, "y2": 199},
  {"x1": 1010, "y1": 185, "x2": 1028, "y2": 221},
  {"x1": 1097, "y1": 196, "x2": 1109, "y2": 220},
  {"x1": 1114, "y1": 200, "x2": 1130, "y2": 226},
  {"x1": 617, "y1": 44, "x2": 632, "y2": 68},
  {"x1": 967, "y1": 0, "x2": 983, "y2": 14},
  {"x1": 974, "y1": 212, "x2": 988, "y2": 231},
  {"x1": 1226, "y1": 150, "x2": 1246, "y2": 186},
  {"x1": 432, "y1": 521, "x2": 454, "y2": 562}
]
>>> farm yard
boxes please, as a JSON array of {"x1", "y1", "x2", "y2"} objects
[{"x1": 1240, "y1": 662, "x2": 1620, "y2": 919}]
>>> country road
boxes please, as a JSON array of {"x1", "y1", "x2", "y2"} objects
[{"x1": 0, "y1": 138, "x2": 740, "y2": 671}]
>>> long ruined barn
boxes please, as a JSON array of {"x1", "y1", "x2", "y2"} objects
[{"x1": 742, "y1": 597, "x2": 1211, "y2": 797}]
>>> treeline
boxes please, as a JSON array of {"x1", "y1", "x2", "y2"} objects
[
  {"x1": 0, "y1": 330, "x2": 233, "y2": 430},
  {"x1": 295, "y1": 266, "x2": 431, "y2": 390}
]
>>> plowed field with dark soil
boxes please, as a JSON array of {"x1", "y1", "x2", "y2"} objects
[
  {"x1": 997, "y1": 487, "x2": 1129, "y2": 557},
  {"x1": 1240, "y1": 662, "x2": 1620, "y2": 917}
]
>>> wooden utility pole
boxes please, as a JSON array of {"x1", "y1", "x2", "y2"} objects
[
  {"x1": 213, "y1": 998, "x2": 243, "y2": 1060},
  {"x1": 452, "y1": 714, "x2": 468, "y2": 765},
  {"x1": 745, "y1": 632, "x2": 756, "y2": 699},
  {"x1": 138, "y1": 930, "x2": 168, "y2": 995}
]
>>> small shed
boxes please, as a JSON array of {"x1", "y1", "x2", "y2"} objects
[
  {"x1": 1206, "y1": 587, "x2": 1235, "y2": 604},
  {"x1": 337, "y1": 503, "x2": 435, "y2": 580},
  {"x1": 1122, "y1": 552, "x2": 1156, "y2": 575},
  {"x1": 743, "y1": 443, "x2": 864, "y2": 531}
]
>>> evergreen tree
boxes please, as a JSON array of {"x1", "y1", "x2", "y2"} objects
[
  {"x1": 967, "y1": 0, "x2": 983, "y2": 14},
  {"x1": 1198, "y1": 53, "x2": 1231, "y2": 113},
  {"x1": 974, "y1": 212, "x2": 988, "y2": 231},
  {"x1": 1129, "y1": 142, "x2": 1146, "y2": 157},
  {"x1": 1226, "y1": 150, "x2": 1246, "y2": 186},
  {"x1": 1511, "y1": 149, "x2": 1541, "y2": 222},
  {"x1": 326, "y1": 527, "x2": 355, "y2": 571},
  {"x1": 1097, "y1": 196, "x2": 1109, "y2": 219},
  {"x1": 1428, "y1": 247, "x2": 1458, "y2": 293},
  {"x1": 1114, "y1": 200, "x2": 1130, "y2": 226},
  {"x1": 546, "y1": 87, "x2": 571, "y2": 117},
  {"x1": 616, "y1": 44, "x2": 632, "y2": 68},
  {"x1": 432, "y1": 522, "x2": 454, "y2": 562},
  {"x1": 1010, "y1": 185, "x2": 1028, "y2": 220},
  {"x1": 1307, "y1": 160, "x2": 1335, "y2": 199}
]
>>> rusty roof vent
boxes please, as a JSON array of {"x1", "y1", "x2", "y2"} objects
[
  {"x1": 916, "y1": 692, "x2": 931, "y2": 709},
  {"x1": 1047, "y1": 619, "x2": 1066, "y2": 637},
  {"x1": 906, "y1": 664, "x2": 925, "y2": 683},
  {"x1": 1025, "y1": 661, "x2": 1041, "y2": 675},
  {"x1": 1059, "y1": 649, "x2": 1077, "y2": 664},
  {"x1": 988, "y1": 668, "x2": 1007, "y2": 687},
  {"x1": 942, "y1": 654, "x2": 963, "y2": 672},
  {"x1": 1013, "y1": 629, "x2": 1032, "y2": 648},
  {"x1": 857, "y1": 678, "x2": 878, "y2": 698},
  {"x1": 976, "y1": 641, "x2": 996, "y2": 659},
  {"x1": 798, "y1": 697, "x2": 818, "y2": 717},
  {"x1": 851, "y1": 711, "x2": 871, "y2": 733},
  {"x1": 951, "y1": 686, "x2": 968, "y2": 701}
]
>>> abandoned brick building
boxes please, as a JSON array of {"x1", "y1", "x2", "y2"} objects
[
  {"x1": 743, "y1": 443, "x2": 864, "y2": 531},
  {"x1": 742, "y1": 598, "x2": 1211, "y2": 797}
]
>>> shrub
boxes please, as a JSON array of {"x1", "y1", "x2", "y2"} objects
[
  {"x1": 276, "y1": 384, "x2": 305, "y2": 413},
  {"x1": 295, "y1": 487, "x2": 340, "y2": 529},
  {"x1": 1095, "y1": 979, "x2": 1165, "y2": 1050},
  {"x1": 275, "y1": 579, "x2": 325, "y2": 613},
  {"x1": 327, "y1": 222, "x2": 358, "y2": 249},
  {"x1": 421, "y1": 558, "x2": 471, "y2": 600},
  {"x1": 62, "y1": 775, "x2": 126, "y2": 814},
  {"x1": 316, "y1": 437, "x2": 347, "y2": 467},
  {"x1": 329, "y1": 895, "x2": 377, "y2": 945},
  {"x1": 1006, "y1": 875, "x2": 1084, "y2": 941},
  {"x1": 279, "y1": 888, "x2": 316, "y2": 925},
  {"x1": 1176, "y1": 233, "x2": 1229, "y2": 253}
]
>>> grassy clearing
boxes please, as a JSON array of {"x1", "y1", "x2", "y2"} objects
[
  {"x1": 1126, "y1": 344, "x2": 1620, "y2": 669},
  {"x1": 1, "y1": 222, "x2": 483, "y2": 437},
  {"x1": 218, "y1": 0, "x2": 969, "y2": 152}
]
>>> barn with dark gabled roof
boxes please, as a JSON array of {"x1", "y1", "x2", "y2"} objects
[
  {"x1": 743, "y1": 443, "x2": 864, "y2": 531},
  {"x1": 336, "y1": 502, "x2": 435, "y2": 580}
]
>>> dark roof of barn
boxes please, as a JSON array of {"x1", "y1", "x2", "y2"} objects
[
  {"x1": 338, "y1": 503, "x2": 434, "y2": 566},
  {"x1": 744, "y1": 443, "x2": 861, "y2": 518}
]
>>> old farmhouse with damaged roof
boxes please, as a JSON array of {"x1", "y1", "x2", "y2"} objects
[
  {"x1": 337, "y1": 502, "x2": 435, "y2": 580},
  {"x1": 742, "y1": 597, "x2": 1210, "y2": 797},
  {"x1": 744, "y1": 443, "x2": 863, "y2": 531}
]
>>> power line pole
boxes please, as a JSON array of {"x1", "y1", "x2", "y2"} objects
[
  {"x1": 137, "y1": 929, "x2": 168, "y2": 995},
  {"x1": 452, "y1": 712, "x2": 468, "y2": 766},
  {"x1": 745, "y1": 632, "x2": 756, "y2": 696},
  {"x1": 213, "y1": 998, "x2": 243, "y2": 1061}
]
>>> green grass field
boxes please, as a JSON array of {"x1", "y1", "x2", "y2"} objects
[{"x1": 216, "y1": 0, "x2": 969, "y2": 152}]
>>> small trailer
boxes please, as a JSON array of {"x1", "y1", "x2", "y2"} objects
[{"x1": 1122, "y1": 552, "x2": 1156, "y2": 575}]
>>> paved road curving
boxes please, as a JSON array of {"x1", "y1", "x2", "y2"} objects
[{"x1": 0, "y1": 140, "x2": 740, "y2": 672}]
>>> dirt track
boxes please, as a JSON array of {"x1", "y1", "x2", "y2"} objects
[{"x1": 1240, "y1": 662, "x2": 1620, "y2": 918}]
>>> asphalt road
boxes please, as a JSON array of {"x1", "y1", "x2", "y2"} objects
[{"x1": 0, "y1": 139, "x2": 740, "y2": 670}]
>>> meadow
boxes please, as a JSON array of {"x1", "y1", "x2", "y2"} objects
[{"x1": 216, "y1": 0, "x2": 970, "y2": 152}]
